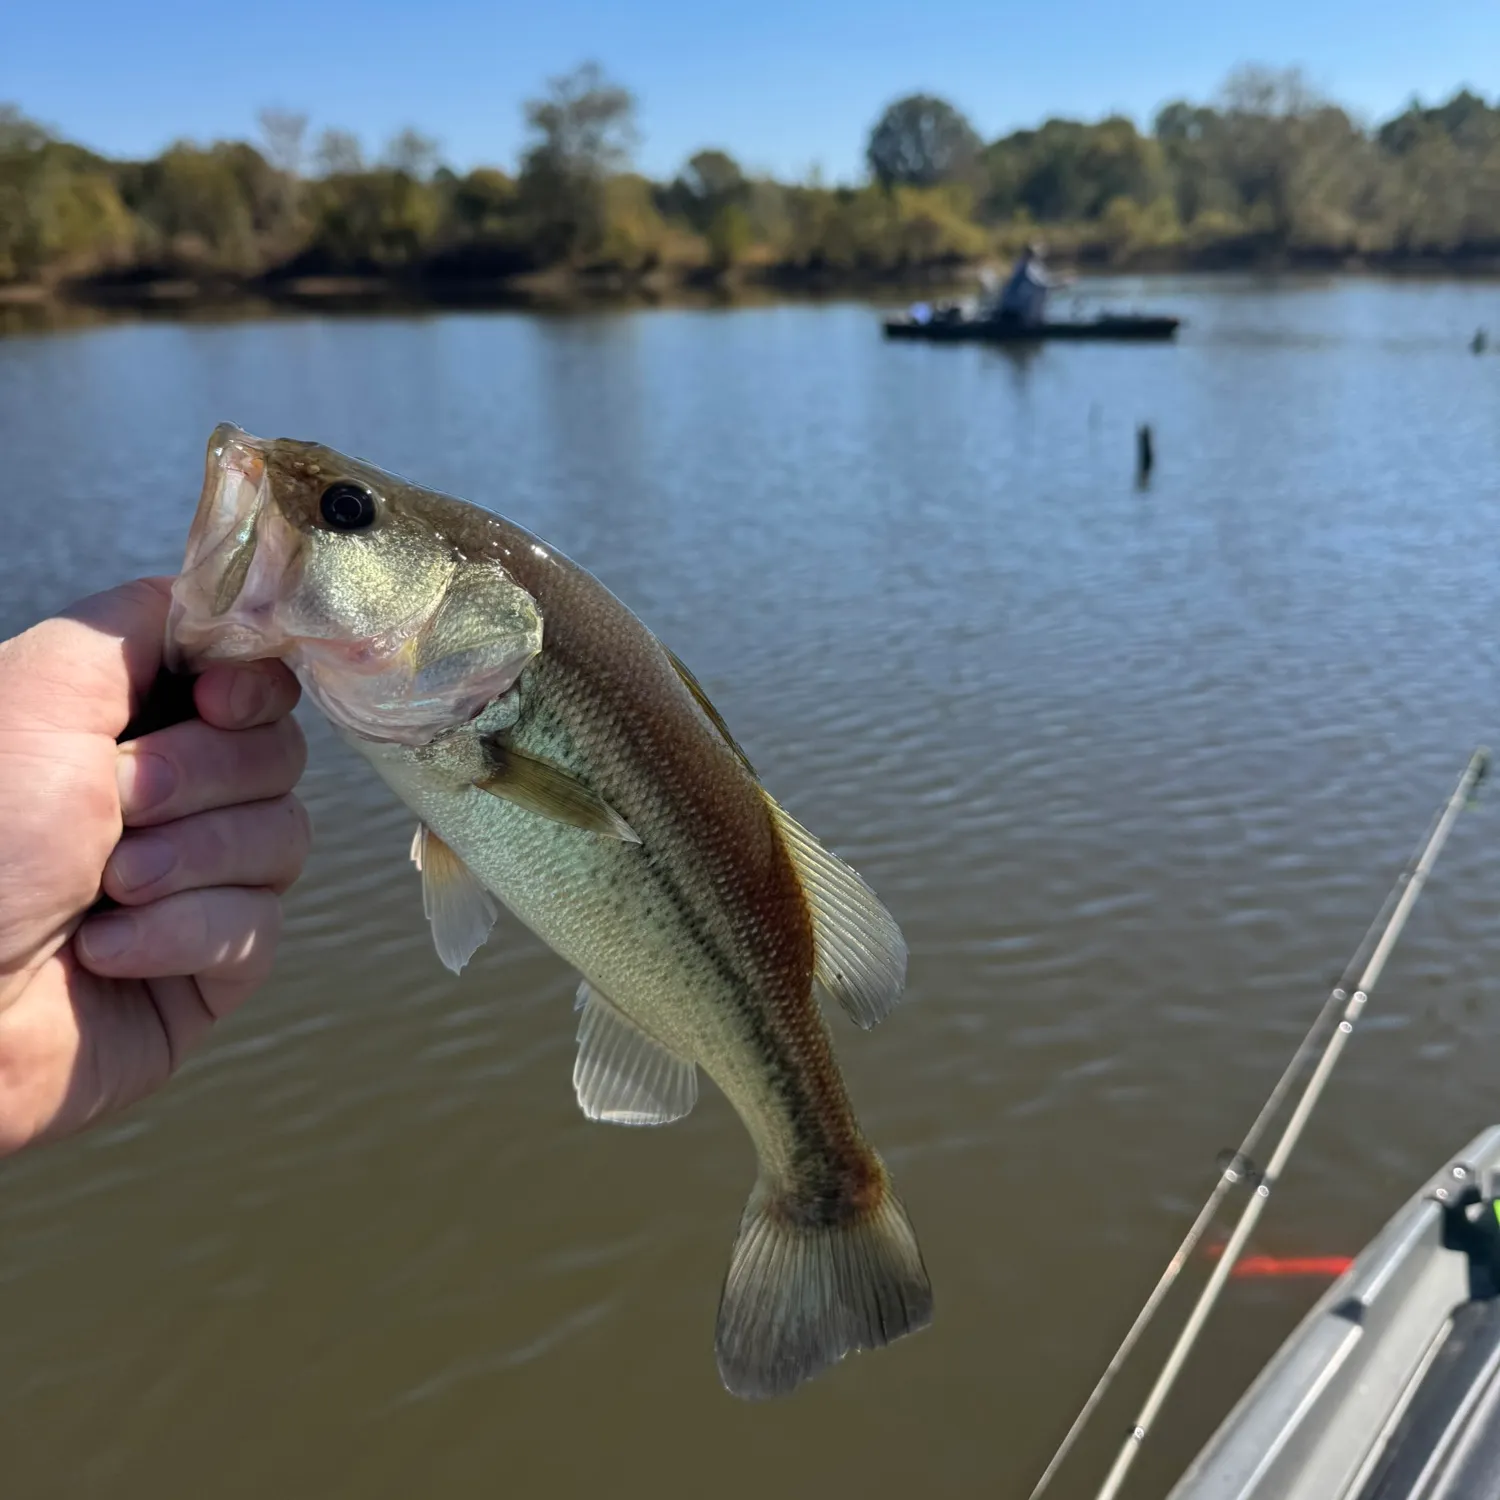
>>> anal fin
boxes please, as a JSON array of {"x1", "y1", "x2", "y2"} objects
[
  {"x1": 411, "y1": 822, "x2": 499, "y2": 974},
  {"x1": 573, "y1": 981, "x2": 697, "y2": 1126}
]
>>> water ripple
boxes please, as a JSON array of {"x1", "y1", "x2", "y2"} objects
[{"x1": 2, "y1": 288, "x2": 1499, "y2": 1499}]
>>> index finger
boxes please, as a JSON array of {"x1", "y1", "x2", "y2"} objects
[
  {"x1": 193, "y1": 661, "x2": 301, "y2": 731},
  {"x1": 0, "y1": 577, "x2": 174, "y2": 739}
]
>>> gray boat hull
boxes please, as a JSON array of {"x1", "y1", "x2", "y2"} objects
[{"x1": 1170, "y1": 1125, "x2": 1500, "y2": 1500}]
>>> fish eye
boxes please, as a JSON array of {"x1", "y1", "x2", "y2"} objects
[{"x1": 319, "y1": 482, "x2": 377, "y2": 532}]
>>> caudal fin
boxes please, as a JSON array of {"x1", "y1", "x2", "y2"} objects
[{"x1": 714, "y1": 1166, "x2": 933, "y2": 1400}]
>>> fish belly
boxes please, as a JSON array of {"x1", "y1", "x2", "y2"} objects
[{"x1": 359, "y1": 737, "x2": 792, "y2": 1135}]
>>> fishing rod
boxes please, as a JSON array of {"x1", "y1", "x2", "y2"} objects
[{"x1": 1028, "y1": 746, "x2": 1489, "y2": 1500}]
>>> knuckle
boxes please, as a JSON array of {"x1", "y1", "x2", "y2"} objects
[
  {"x1": 79, "y1": 766, "x2": 121, "y2": 832},
  {"x1": 188, "y1": 892, "x2": 237, "y2": 972},
  {"x1": 190, "y1": 812, "x2": 232, "y2": 874},
  {"x1": 138, "y1": 722, "x2": 212, "y2": 814},
  {"x1": 224, "y1": 892, "x2": 281, "y2": 981},
  {"x1": 237, "y1": 719, "x2": 305, "y2": 792},
  {"x1": 79, "y1": 803, "x2": 125, "y2": 882},
  {"x1": 184, "y1": 890, "x2": 218, "y2": 962},
  {"x1": 261, "y1": 796, "x2": 311, "y2": 892},
  {"x1": 208, "y1": 722, "x2": 287, "y2": 799}
]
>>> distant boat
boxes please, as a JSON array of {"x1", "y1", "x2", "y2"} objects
[{"x1": 883, "y1": 309, "x2": 1181, "y2": 343}]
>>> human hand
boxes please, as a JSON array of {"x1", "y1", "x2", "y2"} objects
[{"x1": 0, "y1": 577, "x2": 309, "y2": 1155}]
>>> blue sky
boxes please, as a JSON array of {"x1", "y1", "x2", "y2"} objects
[{"x1": 4, "y1": 0, "x2": 1495, "y2": 182}]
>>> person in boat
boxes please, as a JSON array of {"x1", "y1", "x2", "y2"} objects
[{"x1": 994, "y1": 241, "x2": 1074, "y2": 328}]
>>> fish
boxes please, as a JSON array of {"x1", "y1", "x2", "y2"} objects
[{"x1": 166, "y1": 423, "x2": 933, "y2": 1399}]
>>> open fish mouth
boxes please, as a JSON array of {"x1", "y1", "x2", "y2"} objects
[
  {"x1": 165, "y1": 423, "x2": 298, "y2": 671},
  {"x1": 163, "y1": 422, "x2": 545, "y2": 747}
]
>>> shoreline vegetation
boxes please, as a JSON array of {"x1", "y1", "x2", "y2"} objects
[{"x1": 4, "y1": 64, "x2": 1500, "y2": 321}]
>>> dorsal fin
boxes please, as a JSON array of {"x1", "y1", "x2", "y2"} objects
[
  {"x1": 663, "y1": 645, "x2": 757, "y2": 778},
  {"x1": 763, "y1": 797, "x2": 908, "y2": 1029}
]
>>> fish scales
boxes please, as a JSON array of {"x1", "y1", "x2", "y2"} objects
[
  {"x1": 374, "y1": 530, "x2": 871, "y2": 1191},
  {"x1": 165, "y1": 424, "x2": 932, "y2": 1398}
]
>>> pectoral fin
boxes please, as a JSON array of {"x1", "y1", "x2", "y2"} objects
[
  {"x1": 573, "y1": 981, "x2": 697, "y2": 1125},
  {"x1": 764, "y1": 797, "x2": 908, "y2": 1028},
  {"x1": 410, "y1": 823, "x2": 499, "y2": 974},
  {"x1": 476, "y1": 739, "x2": 640, "y2": 843}
]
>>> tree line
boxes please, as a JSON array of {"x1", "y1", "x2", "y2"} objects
[{"x1": 2, "y1": 63, "x2": 1498, "y2": 295}]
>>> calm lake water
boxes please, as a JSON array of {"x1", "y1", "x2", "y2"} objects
[{"x1": 2, "y1": 278, "x2": 1500, "y2": 1499}]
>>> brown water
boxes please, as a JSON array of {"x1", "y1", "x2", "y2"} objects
[{"x1": 2, "y1": 277, "x2": 1500, "y2": 1500}]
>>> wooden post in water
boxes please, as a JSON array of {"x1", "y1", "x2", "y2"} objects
[{"x1": 1136, "y1": 424, "x2": 1154, "y2": 484}]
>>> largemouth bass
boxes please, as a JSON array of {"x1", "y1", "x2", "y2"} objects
[{"x1": 166, "y1": 424, "x2": 933, "y2": 1398}]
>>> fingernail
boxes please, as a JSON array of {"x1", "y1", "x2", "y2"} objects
[
  {"x1": 228, "y1": 669, "x2": 271, "y2": 725},
  {"x1": 110, "y1": 836, "x2": 175, "y2": 893},
  {"x1": 118, "y1": 749, "x2": 177, "y2": 814},
  {"x1": 80, "y1": 914, "x2": 136, "y2": 963}
]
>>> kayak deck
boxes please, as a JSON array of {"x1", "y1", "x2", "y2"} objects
[
  {"x1": 882, "y1": 314, "x2": 1181, "y2": 343},
  {"x1": 1169, "y1": 1124, "x2": 1500, "y2": 1500}
]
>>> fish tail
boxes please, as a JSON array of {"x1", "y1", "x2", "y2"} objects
[{"x1": 714, "y1": 1157, "x2": 933, "y2": 1400}]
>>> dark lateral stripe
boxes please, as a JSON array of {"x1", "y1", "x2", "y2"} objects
[{"x1": 633, "y1": 815, "x2": 868, "y2": 1184}]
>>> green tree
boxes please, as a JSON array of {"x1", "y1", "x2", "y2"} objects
[
  {"x1": 444, "y1": 167, "x2": 516, "y2": 237},
  {"x1": 0, "y1": 104, "x2": 50, "y2": 155},
  {"x1": 1212, "y1": 65, "x2": 1322, "y2": 239},
  {"x1": 742, "y1": 177, "x2": 791, "y2": 252},
  {"x1": 303, "y1": 168, "x2": 442, "y2": 268},
  {"x1": 383, "y1": 127, "x2": 440, "y2": 180},
  {"x1": 1154, "y1": 101, "x2": 1239, "y2": 228},
  {"x1": 682, "y1": 149, "x2": 744, "y2": 204},
  {"x1": 1376, "y1": 90, "x2": 1500, "y2": 251},
  {"x1": 121, "y1": 141, "x2": 282, "y2": 269},
  {"x1": 981, "y1": 116, "x2": 1164, "y2": 224},
  {"x1": 596, "y1": 173, "x2": 669, "y2": 269},
  {"x1": 313, "y1": 129, "x2": 364, "y2": 176},
  {"x1": 665, "y1": 148, "x2": 748, "y2": 234},
  {"x1": 0, "y1": 111, "x2": 133, "y2": 282},
  {"x1": 706, "y1": 202, "x2": 751, "y2": 269},
  {"x1": 866, "y1": 94, "x2": 981, "y2": 188},
  {"x1": 1379, "y1": 90, "x2": 1500, "y2": 155},
  {"x1": 256, "y1": 108, "x2": 307, "y2": 245},
  {"x1": 8, "y1": 72, "x2": 1500, "y2": 292},
  {"x1": 515, "y1": 62, "x2": 637, "y2": 263}
]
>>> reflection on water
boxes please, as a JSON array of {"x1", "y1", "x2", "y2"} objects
[{"x1": 1, "y1": 277, "x2": 1499, "y2": 1499}]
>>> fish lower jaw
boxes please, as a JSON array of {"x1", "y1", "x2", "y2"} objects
[{"x1": 164, "y1": 605, "x2": 281, "y2": 670}]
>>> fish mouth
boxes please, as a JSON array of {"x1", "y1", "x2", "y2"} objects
[{"x1": 165, "y1": 424, "x2": 298, "y2": 671}]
